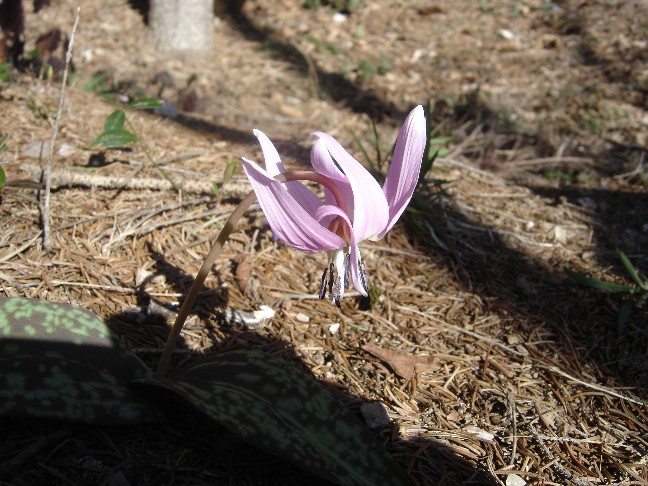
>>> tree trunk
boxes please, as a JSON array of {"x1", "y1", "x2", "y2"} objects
[{"x1": 150, "y1": 0, "x2": 213, "y2": 56}]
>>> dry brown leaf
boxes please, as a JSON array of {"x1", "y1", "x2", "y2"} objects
[
  {"x1": 363, "y1": 343, "x2": 439, "y2": 379},
  {"x1": 234, "y1": 255, "x2": 254, "y2": 294}
]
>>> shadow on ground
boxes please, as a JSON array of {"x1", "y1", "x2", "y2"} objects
[
  {"x1": 0, "y1": 240, "x2": 500, "y2": 484},
  {"x1": 123, "y1": 0, "x2": 406, "y2": 149},
  {"x1": 412, "y1": 182, "x2": 648, "y2": 393},
  {"x1": 104, "y1": 240, "x2": 499, "y2": 485}
]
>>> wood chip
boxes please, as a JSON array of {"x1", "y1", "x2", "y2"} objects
[{"x1": 363, "y1": 343, "x2": 439, "y2": 379}]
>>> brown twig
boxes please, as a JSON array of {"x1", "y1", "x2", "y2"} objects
[
  {"x1": 21, "y1": 164, "x2": 251, "y2": 196},
  {"x1": 40, "y1": 0, "x2": 80, "y2": 251}
]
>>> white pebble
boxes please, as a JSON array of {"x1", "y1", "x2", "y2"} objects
[
  {"x1": 295, "y1": 312, "x2": 310, "y2": 323},
  {"x1": 253, "y1": 305, "x2": 275, "y2": 320}
]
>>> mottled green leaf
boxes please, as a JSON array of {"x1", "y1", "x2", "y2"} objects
[
  {"x1": 136, "y1": 350, "x2": 411, "y2": 486},
  {"x1": 0, "y1": 297, "x2": 162, "y2": 423},
  {"x1": 565, "y1": 268, "x2": 633, "y2": 293},
  {"x1": 125, "y1": 98, "x2": 164, "y2": 110},
  {"x1": 0, "y1": 165, "x2": 5, "y2": 188},
  {"x1": 103, "y1": 110, "x2": 126, "y2": 132},
  {"x1": 92, "y1": 128, "x2": 138, "y2": 148},
  {"x1": 0, "y1": 356, "x2": 160, "y2": 424}
]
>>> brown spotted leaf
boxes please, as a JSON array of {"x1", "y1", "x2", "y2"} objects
[
  {"x1": 135, "y1": 350, "x2": 411, "y2": 486},
  {"x1": 234, "y1": 254, "x2": 254, "y2": 294},
  {"x1": 0, "y1": 297, "x2": 162, "y2": 424},
  {"x1": 363, "y1": 344, "x2": 439, "y2": 379}
]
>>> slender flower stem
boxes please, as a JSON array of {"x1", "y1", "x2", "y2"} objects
[{"x1": 155, "y1": 170, "x2": 344, "y2": 378}]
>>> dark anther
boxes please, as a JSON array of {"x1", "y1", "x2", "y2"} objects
[
  {"x1": 332, "y1": 274, "x2": 342, "y2": 307},
  {"x1": 320, "y1": 260, "x2": 343, "y2": 306},
  {"x1": 319, "y1": 265, "x2": 329, "y2": 300},
  {"x1": 320, "y1": 262, "x2": 336, "y2": 301},
  {"x1": 358, "y1": 258, "x2": 369, "y2": 294},
  {"x1": 343, "y1": 252, "x2": 351, "y2": 291}
]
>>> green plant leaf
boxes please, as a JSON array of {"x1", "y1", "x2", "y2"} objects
[
  {"x1": 565, "y1": 268, "x2": 634, "y2": 293},
  {"x1": 92, "y1": 128, "x2": 138, "y2": 148},
  {"x1": 125, "y1": 98, "x2": 164, "y2": 111},
  {"x1": 428, "y1": 136, "x2": 453, "y2": 145},
  {"x1": 0, "y1": 165, "x2": 5, "y2": 188},
  {"x1": 103, "y1": 110, "x2": 126, "y2": 132},
  {"x1": 0, "y1": 62, "x2": 11, "y2": 82},
  {"x1": 222, "y1": 158, "x2": 239, "y2": 186},
  {"x1": 617, "y1": 250, "x2": 645, "y2": 288},
  {"x1": 351, "y1": 130, "x2": 372, "y2": 166},
  {"x1": 214, "y1": 158, "x2": 240, "y2": 202},
  {"x1": 136, "y1": 350, "x2": 410, "y2": 486},
  {"x1": 420, "y1": 101, "x2": 434, "y2": 176},
  {"x1": 0, "y1": 297, "x2": 162, "y2": 424}
]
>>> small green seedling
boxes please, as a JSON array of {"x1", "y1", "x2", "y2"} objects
[
  {"x1": 92, "y1": 98, "x2": 163, "y2": 149},
  {"x1": 92, "y1": 98, "x2": 185, "y2": 193},
  {"x1": 566, "y1": 250, "x2": 648, "y2": 331},
  {"x1": 212, "y1": 158, "x2": 239, "y2": 203},
  {"x1": 0, "y1": 63, "x2": 11, "y2": 83}
]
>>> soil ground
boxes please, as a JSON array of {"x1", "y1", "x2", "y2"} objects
[{"x1": 1, "y1": 0, "x2": 647, "y2": 484}]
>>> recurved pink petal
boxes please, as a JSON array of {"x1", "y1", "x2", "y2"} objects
[
  {"x1": 312, "y1": 132, "x2": 389, "y2": 242},
  {"x1": 376, "y1": 105, "x2": 426, "y2": 239},
  {"x1": 310, "y1": 138, "x2": 347, "y2": 182},
  {"x1": 310, "y1": 136, "x2": 355, "y2": 221},
  {"x1": 253, "y1": 129, "x2": 322, "y2": 216},
  {"x1": 253, "y1": 129, "x2": 283, "y2": 177},
  {"x1": 242, "y1": 158, "x2": 345, "y2": 253}
]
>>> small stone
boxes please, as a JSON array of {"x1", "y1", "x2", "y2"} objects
[
  {"x1": 447, "y1": 410, "x2": 462, "y2": 422},
  {"x1": 329, "y1": 322, "x2": 340, "y2": 335},
  {"x1": 515, "y1": 345, "x2": 529, "y2": 356},
  {"x1": 154, "y1": 98, "x2": 177, "y2": 118},
  {"x1": 577, "y1": 197, "x2": 597, "y2": 210},
  {"x1": 506, "y1": 474, "x2": 527, "y2": 486},
  {"x1": 361, "y1": 402, "x2": 391, "y2": 429},
  {"x1": 506, "y1": 334, "x2": 521, "y2": 345},
  {"x1": 295, "y1": 312, "x2": 310, "y2": 323},
  {"x1": 253, "y1": 305, "x2": 275, "y2": 320},
  {"x1": 57, "y1": 143, "x2": 76, "y2": 157},
  {"x1": 135, "y1": 268, "x2": 153, "y2": 286},
  {"x1": 549, "y1": 225, "x2": 567, "y2": 244},
  {"x1": 21, "y1": 140, "x2": 47, "y2": 158},
  {"x1": 515, "y1": 277, "x2": 536, "y2": 295},
  {"x1": 105, "y1": 471, "x2": 131, "y2": 486},
  {"x1": 499, "y1": 29, "x2": 515, "y2": 40},
  {"x1": 464, "y1": 425, "x2": 495, "y2": 443}
]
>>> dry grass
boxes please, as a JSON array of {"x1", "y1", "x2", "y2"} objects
[{"x1": 1, "y1": 0, "x2": 647, "y2": 484}]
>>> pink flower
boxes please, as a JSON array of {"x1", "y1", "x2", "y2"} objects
[{"x1": 242, "y1": 105, "x2": 426, "y2": 305}]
